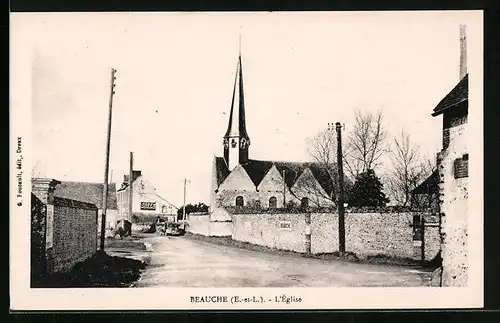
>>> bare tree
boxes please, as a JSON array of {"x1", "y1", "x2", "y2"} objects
[
  {"x1": 306, "y1": 129, "x2": 338, "y2": 206},
  {"x1": 306, "y1": 129, "x2": 337, "y2": 175},
  {"x1": 343, "y1": 110, "x2": 388, "y2": 179},
  {"x1": 386, "y1": 130, "x2": 431, "y2": 207}
]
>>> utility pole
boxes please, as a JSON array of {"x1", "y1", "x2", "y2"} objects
[
  {"x1": 182, "y1": 179, "x2": 190, "y2": 221},
  {"x1": 336, "y1": 122, "x2": 346, "y2": 255},
  {"x1": 129, "y1": 152, "x2": 134, "y2": 223},
  {"x1": 327, "y1": 122, "x2": 336, "y2": 205},
  {"x1": 100, "y1": 68, "x2": 117, "y2": 251},
  {"x1": 282, "y1": 170, "x2": 286, "y2": 207}
]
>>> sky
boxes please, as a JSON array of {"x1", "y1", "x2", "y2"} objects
[{"x1": 22, "y1": 11, "x2": 479, "y2": 207}]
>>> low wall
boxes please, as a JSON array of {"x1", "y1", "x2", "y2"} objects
[
  {"x1": 311, "y1": 213, "x2": 338, "y2": 254},
  {"x1": 209, "y1": 222, "x2": 232, "y2": 237},
  {"x1": 232, "y1": 213, "x2": 307, "y2": 253},
  {"x1": 231, "y1": 211, "x2": 440, "y2": 261},
  {"x1": 187, "y1": 212, "x2": 232, "y2": 237},
  {"x1": 52, "y1": 197, "x2": 98, "y2": 273},
  {"x1": 187, "y1": 213, "x2": 210, "y2": 236}
]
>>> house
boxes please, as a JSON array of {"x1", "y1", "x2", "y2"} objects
[
  {"x1": 116, "y1": 170, "x2": 178, "y2": 225},
  {"x1": 432, "y1": 25, "x2": 469, "y2": 287},
  {"x1": 53, "y1": 181, "x2": 118, "y2": 231}
]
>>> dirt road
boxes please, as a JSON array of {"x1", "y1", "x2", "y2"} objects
[{"x1": 132, "y1": 234, "x2": 433, "y2": 287}]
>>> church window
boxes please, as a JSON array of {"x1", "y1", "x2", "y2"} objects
[
  {"x1": 269, "y1": 196, "x2": 277, "y2": 209},
  {"x1": 300, "y1": 197, "x2": 309, "y2": 208},
  {"x1": 236, "y1": 196, "x2": 244, "y2": 207}
]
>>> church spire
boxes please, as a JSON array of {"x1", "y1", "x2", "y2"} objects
[{"x1": 223, "y1": 52, "x2": 250, "y2": 171}]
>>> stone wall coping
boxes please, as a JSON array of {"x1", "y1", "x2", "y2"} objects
[
  {"x1": 189, "y1": 212, "x2": 210, "y2": 216},
  {"x1": 53, "y1": 196, "x2": 98, "y2": 210},
  {"x1": 32, "y1": 178, "x2": 61, "y2": 187},
  {"x1": 226, "y1": 206, "x2": 435, "y2": 215}
]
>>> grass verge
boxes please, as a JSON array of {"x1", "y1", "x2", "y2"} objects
[{"x1": 105, "y1": 235, "x2": 148, "y2": 251}]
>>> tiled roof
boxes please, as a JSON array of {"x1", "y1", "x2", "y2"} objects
[
  {"x1": 215, "y1": 157, "x2": 231, "y2": 186},
  {"x1": 215, "y1": 157, "x2": 342, "y2": 196},
  {"x1": 241, "y1": 159, "x2": 274, "y2": 186},
  {"x1": 54, "y1": 181, "x2": 118, "y2": 209},
  {"x1": 411, "y1": 170, "x2": 439, "y2": 195},
  {"x1": 432, "y1": 74, "x2": 468, "y2": 116},
  {"x1": 117, "y1": 171, "x2": 142, "y2": 192}
]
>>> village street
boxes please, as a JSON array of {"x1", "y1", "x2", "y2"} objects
[{"x1": 130, "y1": 234, "x2": 434, "y2": 287}]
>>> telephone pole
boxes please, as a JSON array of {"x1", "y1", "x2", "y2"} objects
[
  {"x1": 182, "y1": 178, "x2": 190, "y2": 221},
  {"x1": 336, "y1": 122, "x2": 346, "y2": 254},
  {"x1": 282, "y1": 170, "x2": 286, "y2": 207},
  {"x1": 100, "y1": 68, "x2": 117, "y2": 251},
  {"x1": 129, "y1": 152, "x2": 134, "y2": 222}
]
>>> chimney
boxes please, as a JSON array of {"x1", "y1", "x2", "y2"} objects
[
  {"x1": 459, "y1": 24, "x2": 467, "y2": 80},
  {"x1": 132, "y1": 170, "x2": 142, "y2": 181}
]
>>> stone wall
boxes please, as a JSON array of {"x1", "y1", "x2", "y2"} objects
[
  {"x1": 311, "y1": 213, "x2": 338, "y2": 254},
  {"x1": 31, "y1": 178, "x2": 99, "y2": 282},
  {"x1": 345, "y1": 212, "x2": 415, "y2": 259},
  {"x1": 232, "y1": 213, "x2": 307, "y2": 253},
  {"x1": 52, "y1": 197, "x2": 98, "y2": 273},
  {"x1": 231, "y1": 210, "x2": 440, "y2": 261},
  {"x1": 438, "y1": 122, "x2": 468, "y2": 286}
]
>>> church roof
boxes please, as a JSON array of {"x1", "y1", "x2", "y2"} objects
[
  {"x1": 411, "y1": 170, "x2": 439, "y2": 195},
  {"x1": 214, "y1": 157, "x2": 338, "y2": 196},
  {"x1": 224, "y1": 55, "x2": 249, "y2": 139},
  {"x1": 432, "y1": 74, "x2": 468, "y2": 117},
  {"x1": 215, "y1": 157, "x2": 231, "y2": 186}
]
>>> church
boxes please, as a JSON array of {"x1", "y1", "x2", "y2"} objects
[{"x1": 210, "y1": 54, "x2": 337, "y2": 211}]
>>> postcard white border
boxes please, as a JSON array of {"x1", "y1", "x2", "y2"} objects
[{"x1": 10, "y1": 10, "x2": 484, "y2": 310}]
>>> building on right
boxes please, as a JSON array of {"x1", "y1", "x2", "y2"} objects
[{"x1": 432, "y1": 24, "x2": 469, "y2": 287}]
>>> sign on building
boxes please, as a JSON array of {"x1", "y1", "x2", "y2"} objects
[
  {"x1": 279, "y1": 220, "x2": 291, "y2": 230},
  {"x1": 140, "y1": 201, "x2": 156, "y2": 211}
]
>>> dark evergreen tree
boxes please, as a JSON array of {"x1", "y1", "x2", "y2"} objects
[
  {"x1": 177, "y1": 202, "x2": 209, "y2": 220},
  {"x1": 348, "y1": 169, "x2": 389, "y2": 207}
]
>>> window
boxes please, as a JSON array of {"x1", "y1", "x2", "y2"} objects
[
  {"x1": 268, "y1": 196, "x2": 277, "y2": 209},
  {"x1": 235, "y1": 196, "x2": 244, "y2": 207},
  {"x1": 162, "y1": 205, "x2": 167, "y2": 213},
  {"x1": 300, "y1": 197, "x2": 309, "y2": 208}
]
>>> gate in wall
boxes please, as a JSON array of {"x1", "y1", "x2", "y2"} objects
[{"x1": 412, "y1": 213, "x2": 440, "y2": 262}]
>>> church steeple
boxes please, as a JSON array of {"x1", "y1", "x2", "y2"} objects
[{"x1": 223, "y1": 54, "x2": 250, "y2": 171}]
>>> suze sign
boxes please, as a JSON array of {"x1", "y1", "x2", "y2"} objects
[
  {"x1": 279, "y1": 220, "x2": 291, "y2": 230},
  {"x1": 140, "y1": 201, "x2": 156, "y2": 211}
]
